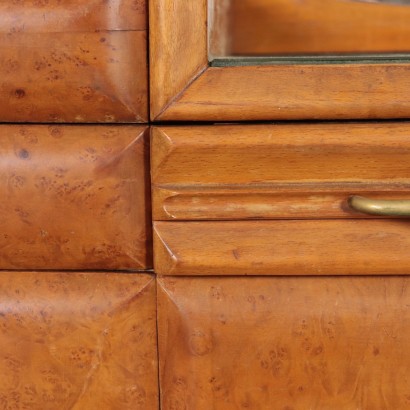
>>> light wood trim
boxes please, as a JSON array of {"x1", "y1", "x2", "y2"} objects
[
  {"x1": 157, "y1": 64, "x2": 410, "y2": 121},
  {"x1": 150, "y1": 0, "x2": 410, "y2": 121},
  {"x1": 154, "y1": 187, "x2": 410, "y2": 220},
  {"x1": 152, "y1": 124, "x2": 410, "y2": 184},
  {"x1": 149, "y1": 0, "x2": 208, "y2": 120},
  {"x1": 152, "y1": 124, "x2": 410, "y2": 220},
  {"x1": 154, "y1": 220, "x2": 410, "y2": 275}
]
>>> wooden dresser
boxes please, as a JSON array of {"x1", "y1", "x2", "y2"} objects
[{"x1": 2, "y1": 0, "x2": 410, "y2": 409}]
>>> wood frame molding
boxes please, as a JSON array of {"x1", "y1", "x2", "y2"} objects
[
  {"x1": 149, "y1": 0, "x2": 208, "y2": 120},
  {"x1": 149, "y1": 0, "x2": 410, "y2": 122},
  {"x1": 154, "y1": 220, "x2": 410, "y2": 275}
]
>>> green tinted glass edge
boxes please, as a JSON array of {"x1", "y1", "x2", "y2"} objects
[{"x1": 211, "y1": 54, "x2": 410, "y2": 67}]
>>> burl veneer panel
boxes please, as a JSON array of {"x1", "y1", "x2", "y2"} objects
[
  {"x1": 0, "y1": 125, "x2": 151, "y2": 270},
  {"x1": 158, "y1": 276, "x2": 410, "y2": 410},
  {"x1": 0, "y1": 271, "x2": 157, "y2": 410},
  {"x1": 0, "y1": 0, "x2": 147, "y2": 122}
]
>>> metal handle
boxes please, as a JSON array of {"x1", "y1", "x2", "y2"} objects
[
  {"x1": 356, "y1": 0, "x2": 410, "y2": 4},
  {"x1": 348, "y1": 196, "x2": 410, "y2": 216}
]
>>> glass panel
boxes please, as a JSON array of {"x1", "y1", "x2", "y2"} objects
[{"x1": 209, "y1": 0, "x2": 410, "y2": 64}]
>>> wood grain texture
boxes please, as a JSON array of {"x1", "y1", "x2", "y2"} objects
[
  {"x1": 212, "y1": 0, "x2": 410, "y2": 56},
  {"x1": 0, "y1": 0, "x2": 147, "y2": 32},
  {"x1": 154, "y1": 220, "x2": 410, "y2": 275},
  {"x1": 0, "y1": 0, "x2": 147, "y2": 122},
  {"x1": 152, "y1": 124, "x2": 410, "y2": 220},
  {"x1": 158, "y1": 276, "x2": 410, "y2": 410},
  {"x1": 154, "y1": 187, "x2": 410, "y2": 221},
  {"x1": 0, "y1": 271, "x2": 158, "y2": 410},
  {"x1": 150, "y1": 0, "x2": 410, "y2": 121},
  {"x1": 149, "y1": 0, "x2": 208, "y2": 120},
  {"x1": 0, "y1": 125, "x2": 151, "y2": 270},
  {"x1": 158, "y1": 64, "x2": 410, "y2": 121}
]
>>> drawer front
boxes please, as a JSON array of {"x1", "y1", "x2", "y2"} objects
[
  {"x1": 0, "y1": 0, "x2": 147, "y2": 122},
  {"x1": 0, "y1": 125, "x2": 151, "y2": 270},
  {"x1": 152, "y1": 124, "x2": 410, "y2": 221},
  {"x1": 158, "y1": 276, "x2": 410, "y2": 410},
  {"x1": 154, "y1": 220, "x2": 410, "y2": 275},
  {"x1": 153, "y1": 123, "x2": 410, "y2": 275},
  {"x1": 0, "y1": 271, "x2": 158, "y2": 409}
]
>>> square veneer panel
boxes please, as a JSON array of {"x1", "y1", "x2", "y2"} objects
[
  {"x1": 0, "y1": 272, "x2": 157, "y2": 409},
  {"x1": 0, "y1": 125, "x2": 151, "y2": 270},
  {"x1": 0, "y1": 0, "x2": 148, "y2": 122}
]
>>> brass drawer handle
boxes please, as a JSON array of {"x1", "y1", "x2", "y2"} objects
[
  {"x1": 356, "y1": 0, "x2": 410, "y2": 4},
  {"x1": 348, "y1": 196, "x2": 410, "y2": 216}
]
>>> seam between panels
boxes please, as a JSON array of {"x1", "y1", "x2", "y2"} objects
[{"x1": 155, "y1": 277, "x2": 162, "y2": 410}]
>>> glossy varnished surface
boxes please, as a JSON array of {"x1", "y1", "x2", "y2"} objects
[
  {"x1": 0, "y1": 271, "x2": 158, "y2": 409},
  {"x1": 149, "y1": 0, "x2": 207, "y2": 119},
  {"x1": 150, "y1": 0, "x2": 410, "y2": 121},
  {"x1": 158, "y1": 64, "x2": 410, "y2": 121},
  {"x1": 0, "y1": 0, "x2": 147, "y2": 122},
  {"x1": 0, "y1": 125, "x2": 151, "y2": 270},
  {"x1": 154, "y1": 220, "x2": 410, "y2": 275},
  {"x1": 152, "y1": 124, "x2": 410, "y2": 220},
  {"x1": 0, "y1": 1, "x2": 147, "y2": 31},
  {"x1": 158, "y1": 276, "x2": 410, "y2": 409}
]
